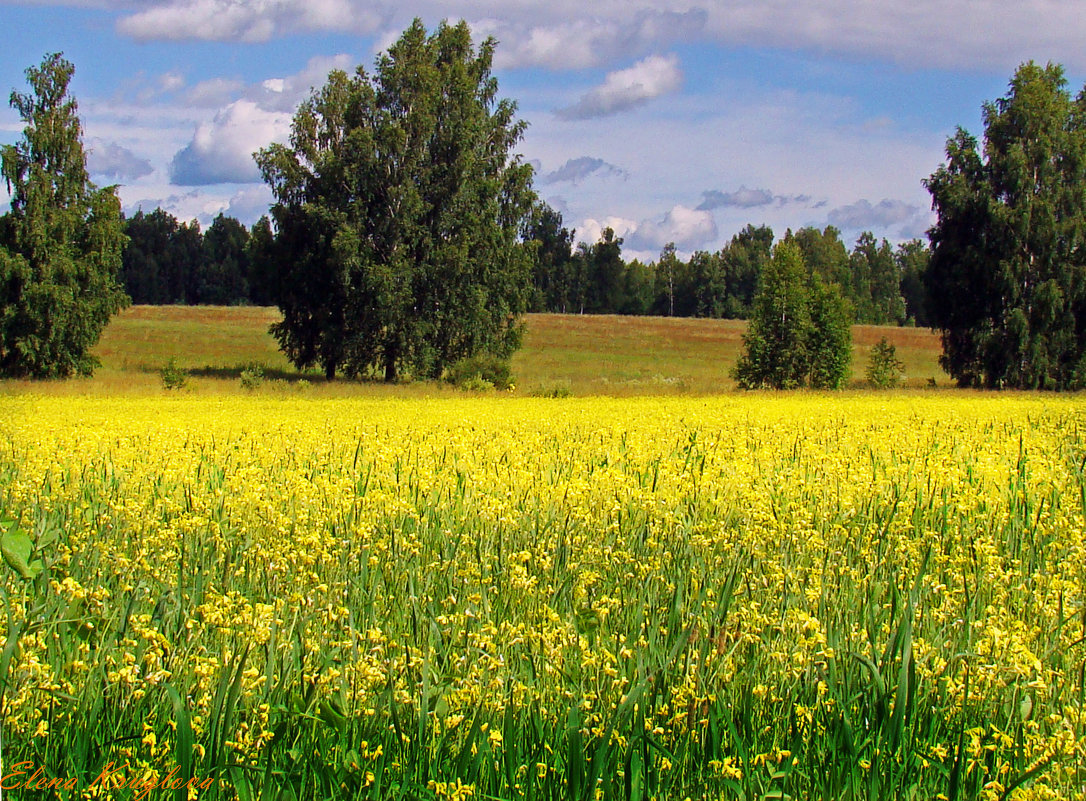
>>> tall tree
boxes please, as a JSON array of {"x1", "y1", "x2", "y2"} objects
[
  {"x1": 788, "y1": 226, "x2": 850, "y2": 289},
  {"x1": 122, "y1": 209, "x2": 177, "y2": 304},
  {"x1": 850, "y1": 232, "x2": 905, "y2": 324},
  {"x1": 721, "y1": 224, "x2": 773, "y2": 318},
  {"x1": 925, "y1": 62, "x2": 1086, "y2": 389},
  {"x1": 0, "y1": 53, "x2": 127, "y2": 377},
  {"x1": 583, "y1": 227, "x2": 626, "y2": 313},
  {"x1": 733, "y1": 241, "x2": 853, "y2": 390},
  {"x1": 733, "y1": 241, "x2": 812, "y2": 389},
  {"x1": 199, "y1": 213, "x2": 250, "y2": 304},
  {"x1": 256, "y1": 19, "x2": 535, "y2": 381},
  {"x1": 246, "y1": 215, "x2": 276, "y2": 306},
  {"x1": 653, "y1": 242, "x2": 681, "y2": 316},
  {"x1": 525, "y1": 201, "x2": 574, "y2": 312},
  {"x1": 896, "y1": 239, "x2": 931, "y2": 327}
]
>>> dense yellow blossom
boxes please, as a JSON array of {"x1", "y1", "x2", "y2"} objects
[{"x1": 1, "y1": 393, "x2": 1085, "y2": 798}]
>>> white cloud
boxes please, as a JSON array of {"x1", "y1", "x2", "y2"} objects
[
  {"x1": 86, "y1": 139, "x2": 154, "y2": 181},
  {"x1": 473, "y1": 9, "x2": 707, "y2": 70},
  {"x1": 32, "y1": 0, "x2": 1065, "y2": 72},
  {"x1": 124, "y1": 189, "x2": 231, "y2": 224},
  {"x1": 117, "y1": 0, "x2": 378, "y2": 43},
  {"x1": 577, "y1": 205, "x2": 717, "y2": 254},
  {"x1": 223, "y1": 184, "x2": 275, "y2": 222},
  {"x1": 558, "y1": 54, "x2": 682, "y2": 120},
  {"x1": 827, "y1": 198, "x2": 925, "y2": 232},
  {"x1": 626, "y1": 205, "x2": 718, "y2": 251},
  {"x1": 159, "y1": 72, "x2": 186, "y2": 93},
  {"x1": 170, "y1": 99, "x2": 290, "y2": 184},
  {"x1": 184, "y1": 77, "x2": 246, "y2": 107},
  {"x1": 577, "y1": 216, "x2": 640, "y2": 247},
  {"x1": 245, "y1": 54, "x2": 353, "y2": 112}
]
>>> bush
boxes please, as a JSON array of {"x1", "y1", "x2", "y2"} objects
[
  {"x1": 529, "y1": 383, "x2": 572, "y2": 398},
  {"x1": 445, "y1": 354, "x2": 514, "y2": 391},
  {"x1": 239, "y1": 362, "x2": 266, "y2": 390},
  {"x1": 867, "y1": 337, "x2": 905, "y2": 388},
  {"x1": 160, "y1": 358, "x2": 188, "y2": 390}
]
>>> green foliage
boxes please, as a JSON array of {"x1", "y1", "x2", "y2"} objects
[
  {"x1": 256, "y1": 19, "x2": 535, "y2": 382},
  {"x1": 925, "y1": 61, "x2": 1086, "y2": 389},
  {"x1": 122, "y1": 210, "x2": 260, "y2": 305},
  {"x1": 896, "y1": 239, "x2": 932, "y2": 327},
  {"x1": 806, "y1": 276, "x2": 853, "y2": 389},
  {"x1": 0, "y1": 53, "x2": 128, "y2": 378},
  {"x1": 525, "y1": 201, "x2": 575, "y2": 313},
  {"x1": 528, "y1": 383, "x2": 572, "y2": 398},
  {"x1": 733, "y1": 242, "x2": 853, "y2": 389},
  {"x1": 160, "y1": 358, "x2": 188, "y2": 390},
  {"x1": 199, "y1": 213, "x2": 250, "y2": 305},
  {"x1": 867, "y1": 337, "x2": 906, "y2": 388},
  {"x1": 239, "y1": 362, "x2": 265, "y2": 390},
  {"x1": 445, "y1": 353, "x2": 514, "y2": 390}
]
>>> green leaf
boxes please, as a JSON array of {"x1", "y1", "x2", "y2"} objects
[{"x1": 2, "y1": 526, "x2": 35, "y2": 579}]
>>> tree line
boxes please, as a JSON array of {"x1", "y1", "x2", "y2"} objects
[
  {"x1": 119, "y1": 210, "x2": 275, "y2": 306},
  {"x1": 122, "y1": 204, "x2": 933, "y2": 331},
  {"x1": 525, "y1": 210, "x2": 931, "y2": 326}
]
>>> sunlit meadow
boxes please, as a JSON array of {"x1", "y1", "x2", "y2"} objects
[{"x1": 2, "y1": 394, "x2": 1085, "y2": 799}]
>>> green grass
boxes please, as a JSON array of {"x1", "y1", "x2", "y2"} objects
[{"x1": 0, "y1": 306, "x2": 949, "y2": 395}]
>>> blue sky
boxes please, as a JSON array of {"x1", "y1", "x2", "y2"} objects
[{"x1": 3, "y1": 1, "x2": 1084, "y2": 261}]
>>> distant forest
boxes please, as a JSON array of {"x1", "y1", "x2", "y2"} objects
[{"x1": 121, "y1": 205, "x2": 931, "y2": 327}]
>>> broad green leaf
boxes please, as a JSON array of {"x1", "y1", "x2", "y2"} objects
[{"x1": 2, "y1": 526, "x2": 34, "y2": 579}]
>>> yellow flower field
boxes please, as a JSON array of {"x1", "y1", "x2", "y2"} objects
[{"x1": 1, "y1": 393, "x2": 1085, "y2": 800}]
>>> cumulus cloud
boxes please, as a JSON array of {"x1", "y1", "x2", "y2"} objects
[
  {"x1": 125, "y1": 189, "x2": 230, "y2": 224},
  {"x1": 827, "y1": 198, "x2": 922, "y2": 230},
  {"x1": 86, "y1": 140, "x2": 155, "y2": 181},
  {"x1": 577, "y1": 216, "x2": 640, "y2": 247},
  {"x1": 541, "y1": 157, "x2": 627, "y2": 185},
  {"x1": 476, "y1": 9, "x2": 707, "y2": 70},
  {"x1": 558, "y1": 54, "x2": 682, "y2": 120},
  {"x1": 578, "y1": 204, "x2": 717, "y2": 252},
  {"x1": 117, "y1": 0, "x2": 380, "y2": 43},
  {"x1": 170, "y1": 99, "x2": 290, "y2": 185},
  {"x1": 625, "y1": 204, "x2": 718, "y2": 251}
]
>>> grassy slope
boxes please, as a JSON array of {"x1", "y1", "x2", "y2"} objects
[{"x1": 2, "y1": 305, "x2": 947, "y2": 395}]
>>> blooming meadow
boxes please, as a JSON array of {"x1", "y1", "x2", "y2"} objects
[{"x1": 1, "y1": 394, "x2": 1085, "y2": 799}]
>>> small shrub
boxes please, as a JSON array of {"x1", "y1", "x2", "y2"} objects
[
  {"x1": 445, "y1": 354, "x2": 514, "y2": 391},
  {"x1": 240, "y1": 362, "x2": 266, "y2": 390},
  {"x1": 296, "y1": 379, "x2": 311, "y2": 391},
  {"x1": 867, "y1": 337, "x2": 905, "y2": 388},
  {"x1": 161, "y1": 358, "x2": 188, "y2": 390},
  {"x1": 529, "y1": 383, "x2": 572, "y2": 398}
]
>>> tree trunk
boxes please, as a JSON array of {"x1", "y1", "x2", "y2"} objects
[
  {"x1": 384, "y1": 353, "x2": 398, "y2": 383},
  {"x1": 325, "y1": 361, "x2": 336, "y2": 381}
]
